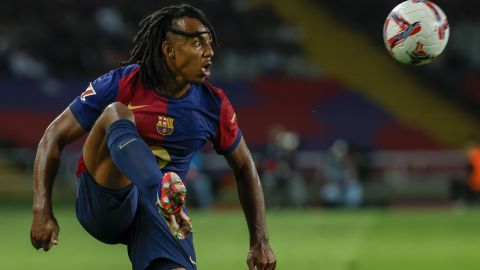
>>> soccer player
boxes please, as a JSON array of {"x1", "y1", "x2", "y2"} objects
[{"x1": 30, "y1": 4, "x2": 276, "y2": 270}]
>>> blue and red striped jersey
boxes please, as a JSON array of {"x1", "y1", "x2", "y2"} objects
[{"x1": 70, "y1": 64, "x2": 241, "y2": 179}]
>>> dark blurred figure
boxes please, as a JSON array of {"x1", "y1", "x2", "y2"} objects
[
  {"x1": 261, "y1": 125, "x2": 307, "y2": 208},
  {"x1": 184, "y1": 152, "x2": 214, "y2": 209},
  {"x1": 320, "y1": 139, "x2": 363, "y2": 208}
]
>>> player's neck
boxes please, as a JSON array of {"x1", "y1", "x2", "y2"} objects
[{"x1": 156, "y1": 78, "x2": 190, "y2": 98}]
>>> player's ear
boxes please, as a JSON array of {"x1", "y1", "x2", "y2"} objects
[{"x1": 162, "y1": 41, "x2": 175, "y2": 59}]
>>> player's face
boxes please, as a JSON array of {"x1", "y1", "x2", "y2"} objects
[{"x1": 166, "y1": 17, "x2": 214, "y2": 84}]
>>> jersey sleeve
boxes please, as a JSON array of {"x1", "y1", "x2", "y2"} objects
[
  {"x1": 69, "y1": 69, "x2": 119, "y2": 131},
  {"x1": 213, "y1": 93, "x2": 242, "y2": 155}
]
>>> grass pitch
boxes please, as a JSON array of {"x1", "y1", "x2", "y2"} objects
[{"x1": 2, "y1": 204, "x2": 480, "y2": 270}]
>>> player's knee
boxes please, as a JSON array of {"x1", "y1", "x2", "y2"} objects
[{"x1": 102, "y1": 102, "x2": 135, "y2": 125}]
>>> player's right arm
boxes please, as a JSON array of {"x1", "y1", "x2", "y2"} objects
[
  {"x1": 30, "y1": 108, "x2": 86, "y2": 251},
  {"x1": 30, "y1": 65, "x2": 133, "y2": 251}
]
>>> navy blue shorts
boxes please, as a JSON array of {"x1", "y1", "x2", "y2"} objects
[{"x1": 76, "y1": 172, "x2": 197, "y2": 270}]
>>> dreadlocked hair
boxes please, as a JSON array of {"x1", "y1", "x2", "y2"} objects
[{"x1": 121, "y1": 4, "x2": 217, "y2": 90}]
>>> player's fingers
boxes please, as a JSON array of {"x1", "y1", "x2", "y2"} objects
[
  {"x1": 267, "y1": 260, "x2": 276, "y2": 270},
  {"x1": 30, "y1": 231, "x2": 38, "y2": 249},
  {"x1": 264, "y1": 255, "x2": 277, "y2": 270},
  {"x1": 42, "y1": 238, "x2": 53, "y2": 251},
  {"x1": 30, "y1": 231, "x2": 44, "y2": 250},
  {"x1": 31, "y1": 236, "x2": 41, "y2": 249},
  {"x1": 51, "y1": 227, "x2": 59, "y2": 245},
  {"x1": 272, "y1": 261, "x2": 277, "y2": 270},
  {"x1": 33, "y1": 239, "x2": 42, "y2": 249},
  {"x1": 247, "y1": 252, "x2": 255, "y2": 270},
  {"x1": 38, "y1": 231, "x2": 53, "y2": 251},
  {"x1": 256, "y1": 261, "x2": 267, "y2": 270},
  {"x1": 265, "y1": 255, "x2": 276, "y2": 270},
  {"x1": 43, "y1": 244, "x2": 52, "y2": 251},
  {"x1": 51, "y1": 235, "x2": 58, "y2": 245}
]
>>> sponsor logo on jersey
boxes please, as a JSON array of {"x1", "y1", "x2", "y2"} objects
[
  {"x1": 80, "y1": 83, "x2": 96, "y2": 101},
  {"x1": 156, "y1": 115, "x2": 175, "y2": 136}
]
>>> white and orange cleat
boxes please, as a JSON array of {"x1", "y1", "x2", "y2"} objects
[{"x1": 156, "y1": 172, "x2": 193, "y2": 240}]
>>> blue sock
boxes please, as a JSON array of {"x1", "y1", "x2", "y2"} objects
[{"x1": 106, "y1": 119, "x2": 163, "y2": 200}]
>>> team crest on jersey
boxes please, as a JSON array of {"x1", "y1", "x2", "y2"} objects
[
  {"x1": 80, "y1": 83, "x2": 96, "y2": 101},
  {"x1": 156, "y1": 115, "x2": 175, "y2": 136}
]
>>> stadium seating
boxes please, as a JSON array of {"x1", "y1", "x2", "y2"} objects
[
  {"x1": 0, "y1": 77, "x2": 441, "y2": 151},
  {"x1": 1, "y1": 0, "x2": 477, "y2": 205}
]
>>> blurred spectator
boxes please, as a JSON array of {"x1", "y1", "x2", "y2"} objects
[
  {"x1": 320, "y1": 139, "x2": 363, "y2": 208},
  {"x1": 184, "y1": 152, "x2": 214, "y2": 209},
  {"x1": 95, "y1": 6, "x2": 128, "y2": 38},
  {"x1": 450, "y1": 139, "x2": 480, "y2": 206},
  {"x1": 7, "y1": 49, "x2": 48, "y2": 79},
  {"x1": 261, "y1": 125, "x2": 307, "y2": 208},
  {"x1": 0, "y1": 0, "x2": 309, "y2": 79},
  {"x1": 461, "y1": 140, "x2": 480, "y2": 205}
]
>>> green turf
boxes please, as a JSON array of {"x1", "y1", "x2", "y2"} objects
[{"x1": 2, "y1": 205, "x2": 480, "y2": 270}]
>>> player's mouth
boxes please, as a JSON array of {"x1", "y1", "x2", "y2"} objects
[{"x1": 201, "y1": 62, "x2": 212, "y2": 77}]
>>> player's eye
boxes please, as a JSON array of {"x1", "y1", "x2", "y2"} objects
[{"x1": 194, "y1": 40, "x2": 202, "y2": 47}]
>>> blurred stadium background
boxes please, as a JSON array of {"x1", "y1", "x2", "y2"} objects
[{"x1": 1, "y1": 0, "x2": 480, "y2": 269}]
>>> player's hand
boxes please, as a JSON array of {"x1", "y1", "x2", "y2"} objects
[
  {"x1": 30, "y1": 212, "x2": 59, "y2": 251},
  {"x1": 247, "y1": 240, "x2": 276, "y2": 270}
]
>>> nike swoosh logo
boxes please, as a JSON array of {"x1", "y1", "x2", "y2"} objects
[
  {"x1": 189, "y1": 256, "x2": 197, "y2": 265},
  {"x1": 118, "y1": 138, "x2": 137, "y2": 150},
  {"x1": 127, "y1": 103, "x2": 149, "y2": 110}
]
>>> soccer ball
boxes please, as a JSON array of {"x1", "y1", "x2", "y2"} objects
[{"x1": 383, "y1": 0, "x2": 449, "y2": 65}]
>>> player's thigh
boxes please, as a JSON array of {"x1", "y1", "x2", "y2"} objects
[
  {"x1": 82, "y1": 121, "x2": 112, "y2": 173},
  {"x1": 82, "y1": 102, "x2": 134, "y2": 188},
  {"x1": 76, "y1": 171, "x2": 138, "y2": 244}
]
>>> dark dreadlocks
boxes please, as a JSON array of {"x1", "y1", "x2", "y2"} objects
[{"x1": 122, "y1": 4, "x2": 217, "y2": 90}]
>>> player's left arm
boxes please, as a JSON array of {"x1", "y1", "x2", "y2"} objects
[{"x1": 225, "y1": 137, "x2": 277, "y2": 270}]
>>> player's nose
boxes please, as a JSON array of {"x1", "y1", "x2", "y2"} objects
[{"x1": 203, "y1": 43, "x2": 214, "y2": 58}]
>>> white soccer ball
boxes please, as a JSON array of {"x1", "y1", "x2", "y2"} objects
[{"x1": 383, "y1": 0, "x2": 449, "y2": 65}]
